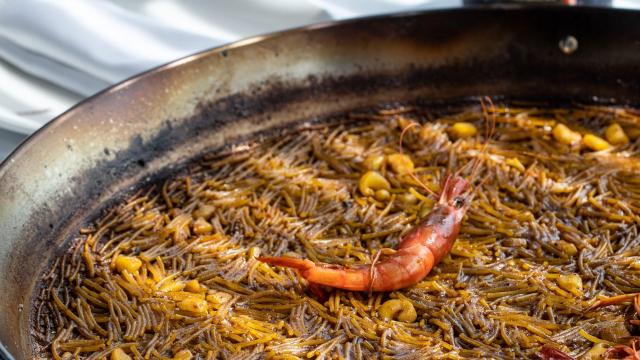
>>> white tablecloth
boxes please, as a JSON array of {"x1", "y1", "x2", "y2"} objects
[
  {"x1": 0, "y1": 0, "x2": 466, "y2": 160},
  {"x1": 1, "y1": 0, "x2": 638, "y2": 160}
]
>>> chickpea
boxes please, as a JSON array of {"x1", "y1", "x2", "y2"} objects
[
  {"x1": 398, "y1": 192, "x2": 418, "y2": 206},
  {"x1": 159, "y1": 280, "x2": 185, "y2": 292},
  {"x1": 173, "y1": 349, "x2": 193, "y2": 360},
  {"x1": 363, "y1": 154, "x2": 385, "y2": 171},
  {"x1": 449, "y1": 122, "x2": 477, "y2": 139},
  {"x1": 177, "y1": 297, "x2": 208, "y2": 316},
  {"x1": 552, "y1": 124, "x2": 581, "y2": 145},
  {"x1": 397, "y1": 117, "x2": 419, "y2": 133},
  {"x1": 114, "y1": 255, "x2": 142, "y2": 274},
  {"x1": 374, "y1": 189, "x2": 390, "y2": 202},
  {"x1": 193, "y1": 217, "x2": 213, "y2": 235},
  {"x1": 185, "y1": 279, "x2": 203, "y2": 293},
  {"x1": 206, "y1": 291, "x2": 233, "y2": 306},
  {"x1": 378, "y1": 299, "x2": 417, "y2": 322},
  {"x1": 359, "y1": 171, "x2": 390, "y2": 197},
  {"x1": 419, "y1": 127, "x2": 433, "y2": 141},
  {"x1": 387, "y1": 153, "x2": 414, "y2": 175},
  {"x1": 557, "y1": 240, "x2": 577, "y2": 257},
  {"x1": 505, "y1": 158, "x2": 525, "y2": 172},
  {"x1": 110, "y1": 348, "x2": 131, "y2": 360},
  {"x1": 605, "y1": 123, "x2": 630, "y2": 145},
  {"x1": 583, "y1": 134, "x2": 611, "y2": 151},
  {"x1": 193, "y1": 204, "x2": 215, "y2": 219},
  {"x1": 557, "y1": 274, "x2": 582, "y2": 297}
]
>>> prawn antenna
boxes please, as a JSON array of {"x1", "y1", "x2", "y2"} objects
[
  {"x1": 453, "y1": 157, "x2": 476, "y2": 179},
  {"x1": 469, "y1": 96, "x2": 497, "y2": 184},
  {"x1": 476, "y1": 174, "x2": 491, "y2": 193},
  {"x1": 368, "y1": 250, "x2": 382, "y2": 296},
  {"x1": 398, "y1": 120, "x2": 439, "y2": 198},
  {"x1": 399, "y1": 121, "x2": 421, "y2": 153},
  {"x1": 440, "y1": 171, "x2": 453, "y2": 201}
]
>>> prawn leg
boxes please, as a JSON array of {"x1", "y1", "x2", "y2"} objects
[
  {"x1": 591, "y1": 293, "x2": 640, "y2": 309},
  {"x1": 307, "y1": 282, "x2": 328, "y2": 302}
]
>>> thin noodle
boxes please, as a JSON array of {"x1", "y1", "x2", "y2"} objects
[{"x1": 33, "y1": 104, "x2": 640, "y2": 359}]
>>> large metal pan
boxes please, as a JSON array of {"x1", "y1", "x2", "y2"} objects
[{"x1": 2, "y1": 5, "x2": 640, "y2": 359}]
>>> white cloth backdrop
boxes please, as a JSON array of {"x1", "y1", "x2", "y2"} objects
[
  {"x1": 0, "y1": 0, "x2": 465, "y2": 159},
  {"x1": 0, "y1": 0, "x2": 638, "y2": 159}
]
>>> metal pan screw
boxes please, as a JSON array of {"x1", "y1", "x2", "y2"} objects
[{"x1": 559, "y1": 35, "x2": 578, "y2": 55}]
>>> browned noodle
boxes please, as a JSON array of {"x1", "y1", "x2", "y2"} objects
[{"x1": 33, "y1": 104, "x2": 640, "y2": 359}]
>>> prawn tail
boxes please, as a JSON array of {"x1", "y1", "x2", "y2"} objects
[
  {"x1": 257, "y1": 257, "x2": 316, "y2": 271},
  {"x1": 259, "y1": 256, "x2": 371, "y2": 291}
]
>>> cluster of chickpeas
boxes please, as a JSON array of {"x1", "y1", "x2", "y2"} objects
[
  {"x1": 449, "y1": 119, "x2": 634, "y2": 152},
  {"x1": 113, "y1": 254, "x2": 214, "y2": 316},
  {"x1": 357, "y1": 121, "x2": 478, "y2": 203},
  {"x1": 360, "y1": 119, "x2": 634, "y2": 206},
  {"x1": 358, "y1": 153, "x2": 414, "y2": 201},
  {"x1": 109, "y1": 253, "x2": 232, "y2": 360},
  {"x1": 552, "y1": 122, "x2": 634, "y2": 150}
]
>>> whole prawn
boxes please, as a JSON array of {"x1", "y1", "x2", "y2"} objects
[
  {"x1": 258, "y1": 175, "x2": 473, "y2": 292},
  {"x1": 259, "y1": 99, "x2": 493, "y2": 292}
]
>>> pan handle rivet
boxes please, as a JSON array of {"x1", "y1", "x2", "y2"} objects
[{"x1": 559, "y1": 35, "x2": 578, "y2": 55}]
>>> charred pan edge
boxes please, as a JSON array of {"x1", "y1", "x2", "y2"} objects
[
  {"x1": 0, "y1": 342, "x2": 11, "y2": 360},
  {"x1": 25, "y1": 56, "x2": 640, "y2": 258}
]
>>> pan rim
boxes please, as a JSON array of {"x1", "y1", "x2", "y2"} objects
[
  {"x1": 0, "y1": 3, "x2": 631, "y2": 174},
  {"x1": 2, "y1": 4, "x2": 638, "y2": 359}
]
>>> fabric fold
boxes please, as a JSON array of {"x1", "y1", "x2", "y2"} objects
[{"x1": 0, "y1": 0, "x2": 453, "y2": 136}]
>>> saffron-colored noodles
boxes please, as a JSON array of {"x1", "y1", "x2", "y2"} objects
[{"x1": 33, "y1": 104, "x2": 640, "y2": 359}]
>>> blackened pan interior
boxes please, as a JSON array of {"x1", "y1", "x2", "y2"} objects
[{"x1": 2, "y1": 6, "x2": 640, "y2": 359}]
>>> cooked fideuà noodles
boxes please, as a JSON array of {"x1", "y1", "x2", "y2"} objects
[{"x1": 33, "y1": 103, "x2": 640, "y2": 359}]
